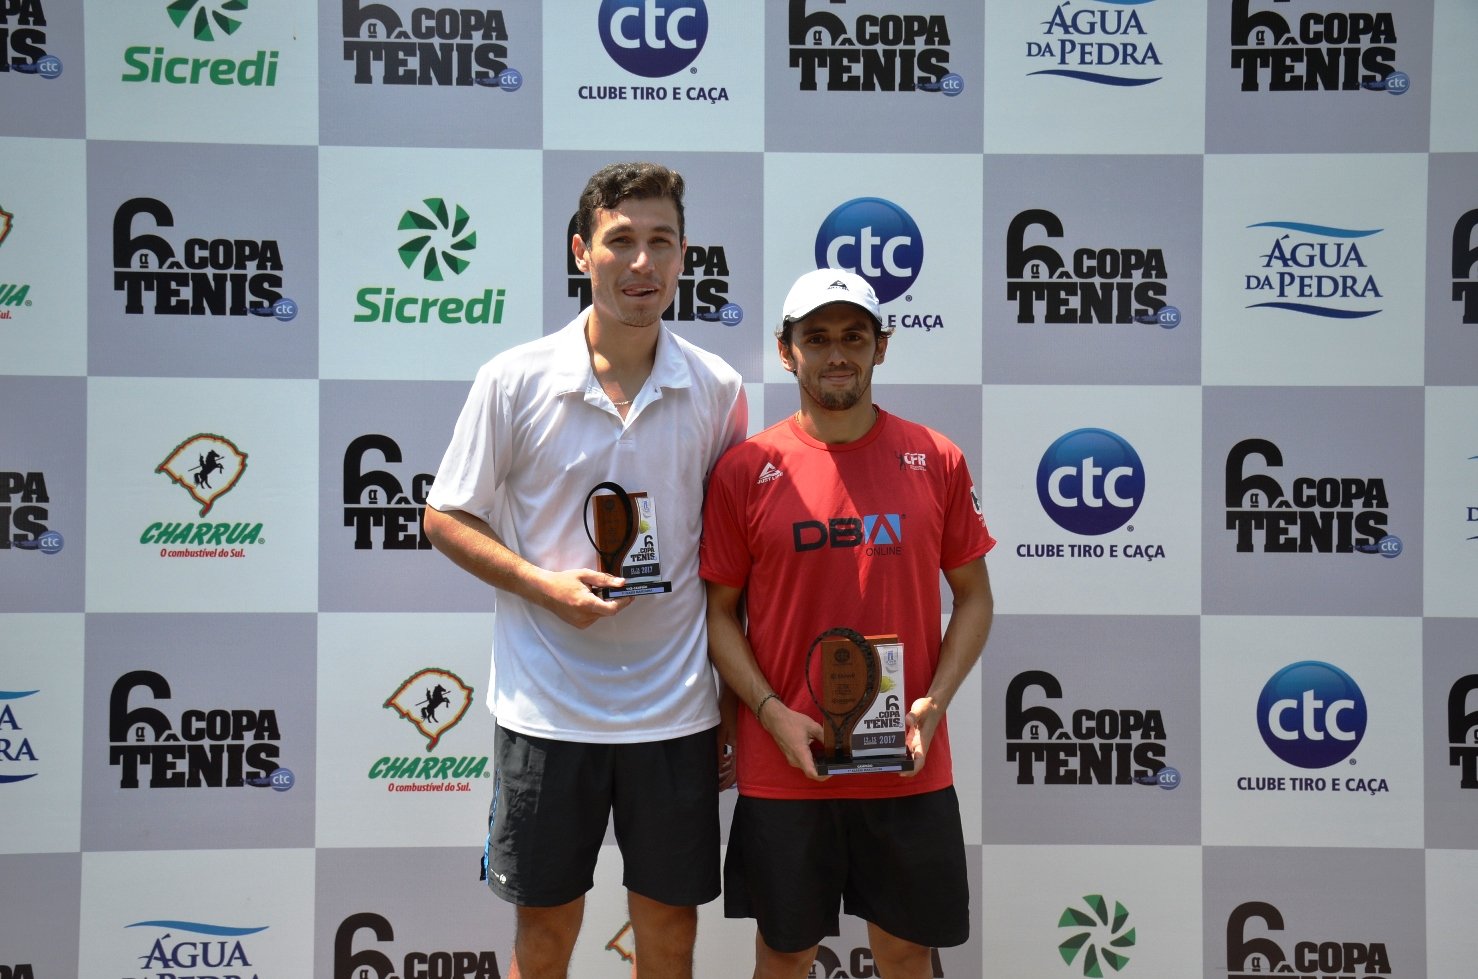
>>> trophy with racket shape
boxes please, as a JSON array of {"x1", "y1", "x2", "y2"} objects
[
  {"x1": 806, "y1": 627, "x2": 913, "y2": 774},
  {"x1": 583, "y1": 481, "x2": 671, "y2": 598}
]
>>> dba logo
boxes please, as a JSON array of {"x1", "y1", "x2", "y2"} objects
[
  {"x1": 598, "y1": 0, "x2": 708, "y2": 78},
  {"x1": 1256, "y1": 661, "x2": 1367, "y2": 769},
  {"x1": 1035, "y1": 428, "x2": 1144, "y2": 536},
  {"x1": 814, "y1": 197, "x2": 923, "y2": 304}
]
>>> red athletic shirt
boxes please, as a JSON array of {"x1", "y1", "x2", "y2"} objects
[{"x1": 700, "y1": 409, "x2": 995, "y2": 799}]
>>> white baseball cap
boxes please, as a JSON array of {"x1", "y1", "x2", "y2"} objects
[{"x1": 778, "y1": 268, "x2": 883, "y2": 335}]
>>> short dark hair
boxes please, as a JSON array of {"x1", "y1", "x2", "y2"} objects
[{"x1": 575, "y1": 162, "x2": 686, "y2": 245}]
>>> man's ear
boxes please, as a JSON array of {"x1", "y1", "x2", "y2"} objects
[
  {"x1": 571, "y1": 235, "x2": 589, "y2": 273},
  {"x1": 777, "y1": 337, "x2": 796, "y2": 373}
]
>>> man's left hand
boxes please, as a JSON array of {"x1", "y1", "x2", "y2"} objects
[{"x1": 902, "y1": 696, "x2": 945, "y2": 776}]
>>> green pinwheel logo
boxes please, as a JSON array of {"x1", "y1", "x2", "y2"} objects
[
  {"x1": 1058, "y1": 895, "x2": 1135, "y2": 977},
  {"x1": 398, "y1": 198, "x2": 477, "y2": 282},
  {"x1": 167, "y1": 0, "x2": 247, "y2": 42}
]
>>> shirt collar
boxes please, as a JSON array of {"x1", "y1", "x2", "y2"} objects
[{"x1": 546, "y1": 307, "x2": 694, "y2": 399}]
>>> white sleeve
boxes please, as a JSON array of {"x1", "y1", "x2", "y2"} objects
[{"x1": 425, "y1": 361, "x2": 512, "y2": 525}]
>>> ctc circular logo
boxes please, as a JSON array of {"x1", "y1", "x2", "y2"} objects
[
  {"x1": 814, "y1": 197, "x2": 923, "y2": 305},
  {"x1": 1256, "y1": 661, "x2": 1367, "y2": 769},
  {"x1": 598, "y1": 0, "x2": 708, "y2": 78},
  {"x1": 1035, "y1": 428, "x2": 1144, "y2": 536}
]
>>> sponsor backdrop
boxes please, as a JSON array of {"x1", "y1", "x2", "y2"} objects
[{"x1": 2, "y1": 1, "x2": 1475, "y2": 977}]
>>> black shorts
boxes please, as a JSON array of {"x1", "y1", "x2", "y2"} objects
[
  {"x1": 724, "y1": 788, "x2": 969, "y2": 953},
  {"x1": 483, "y1": 724, "x2": 721, "y2": 908}
]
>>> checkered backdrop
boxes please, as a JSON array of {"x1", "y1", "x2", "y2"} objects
[{"x1": 3, "y1": 1, "x2": 1477, "y2": 976}]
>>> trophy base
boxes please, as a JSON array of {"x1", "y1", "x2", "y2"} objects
[
  {"x1": 814, "y1": 754, "x2": 915, "y2": 776},
  {"x1": 599, "y1": 580, "x2": 673, "y2": 599}
]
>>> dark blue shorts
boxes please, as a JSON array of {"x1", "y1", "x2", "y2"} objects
[
  {"x1": 724, "y1": 787, "x2": 969, "y2": 953},
  {"x1": 483, "y1": 724, "x2": 721, "y2": 908}
]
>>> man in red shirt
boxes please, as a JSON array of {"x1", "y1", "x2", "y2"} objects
[{"x1": 700, "y1": 268, "x2": 996, "y2": 979}]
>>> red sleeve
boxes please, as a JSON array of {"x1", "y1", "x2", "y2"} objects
[
  {"x1": 940, "y1": 442, "x2": 996, "y2": 571},
  {"x1": 699, "y1": 447, "x2": 754, "y2": 588}
]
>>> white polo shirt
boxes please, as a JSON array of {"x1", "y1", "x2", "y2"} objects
[{"x1": 427, "y1": 309, "x2": 747, "y2": 743}]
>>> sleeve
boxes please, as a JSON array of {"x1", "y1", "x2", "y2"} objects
[
  {"x1": 424, "y1": 360, "x2": 513, "y2": 525},
  {"x1": 939, "y1": 440, "x2": 996, "y2": 571},
  {"x1": 699, "y1": 448, "x2": 754, "y2": 589}
]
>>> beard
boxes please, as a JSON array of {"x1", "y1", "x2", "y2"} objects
[{"x1": 799, "y1": 369, "x2": 869, "y2": 412}]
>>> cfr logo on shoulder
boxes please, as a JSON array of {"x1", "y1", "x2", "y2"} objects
[
  {"x1": 599, "y1": 0, "x2": 708, "y2": 78},
  {"x1": 1036, "y1": 428, "x2": 1144, "y2": 536},
  {"x1": 815, "y1": 197, "x2": 923, "y2": 305},
  {"x1": 1257, "y1": 660, "x2": 1367, "y2": 769}
]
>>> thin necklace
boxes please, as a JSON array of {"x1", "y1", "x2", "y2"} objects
[{"x1": 609, "y1": 397, "x2": 633, "y2": 407}]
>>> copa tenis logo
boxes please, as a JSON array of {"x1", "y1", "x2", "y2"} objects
[
  {"x1": 814, "y1": 197, "x2": 923, "y2": 305},
  {"x1": 598, "y1": 0, "x2": 707, "y2": 77}
]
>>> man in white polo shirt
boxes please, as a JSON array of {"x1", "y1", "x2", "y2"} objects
[{"x1": 423, "y1": 162, "x2": 746, "y2": 979}]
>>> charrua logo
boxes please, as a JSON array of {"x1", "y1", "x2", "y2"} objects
[
  {"x1": 372, "y1": 667, "x2": 489, "y2": 790},
  {"x1": 1243, "y1": 221, "x2": 1383, "y2": 319},
  {"x1": 145, "y1": 433, "x2": 264, "y2": 556},
  {"x1": 343, "y1": 434, "x2": 433, "y2": 550},
  {"x1": 1224, "y1": 438, "x2": 1393, "y2": 555},
  {"x1": 1030, "y1": 429, "x2": 1164, "y2": 565},
  {"x1": 1025, "y1": 0, "x2": 1163, "y2": 87},
  {"x1": 1449, "y1": 673, "x2": 1478, "y2": 789},
  {"x1": 1453, "y1": 208, "x2": 1478, "y2": 324},
  {"x1": 112, "y1": 198, "x2": 288, "y2": 316},
  {"x1": 815, "y1": 197, "x2": 925, "y2": 317},
  {"x1": 0, "y1": 689, "x2": 40, "y2": 786},
  {"x1": 1226, "y1": 901, "x2": 1393, "y2": 978},
  {"x1": 341, "y1": 0, "x2": 513, "y2": 88},
  {"x1": 0, "y1": 202, "x2": 34, "y2": 318},
  {"x1": 1058, "y1": 895, "x2": 1135, "y2": 977},
  {"x1": 565, "y1": 213, "x2": 732, "y2": 323},
  {"x1": 334, "y1": 911, "x2": 504, "y2": 979},
  {"x1": 108, "y1": 669, "x2": 282, "y2": 789},
  {"x1": 1, "y1": 0, "x2": 50, "y2": 74},
  {"x1": 1004, "y1": 670, "x2": 1170, "y2": 786},
  {"x1": 1006, "y1": 209, "x2": 1178, "y2": 327},
  {"x1": 788, "y1": 0, "x2": 954, "y2": 94},
  {"x1": 1228, "y1": 0, "x2": 1404, "y2": 94},
  {"x1": 0, "y1": 470, "x2": 51, "y2": 551},
  {"x1": 355, "y1": 198, "x2": 505, "y2": 326},
  {"x1": 384, "y1": 668, "x2": 472, "y2": 749},
  {"x1": 122, "y1": 0, "x2": 280, "y2": 87}
]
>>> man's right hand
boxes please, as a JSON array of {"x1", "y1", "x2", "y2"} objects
[
  {"x1": 535, "y1": 567, "x2": 634, "y2": 629},
  {"x1": 758, "y1": 699, "x2": 829, "y2": 781}
]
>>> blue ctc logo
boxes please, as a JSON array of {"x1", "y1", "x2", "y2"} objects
[
  {"x1": 599, "y1": 0, "x2": 708, "y2": 78},
  {"x1": 814, "y1": 197, "x2": 924, "y2": 305},
  {"x1": 1256, "y1": 661, "x2": 1367, "y2": 769},
  {"x1": 1035, "y1": 428, "x2": 1144, "y2": 536}
]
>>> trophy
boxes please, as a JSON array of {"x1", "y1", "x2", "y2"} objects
[
  {"x1": 583, "y1": 481, "x2": 672, "y2": 598},
  {"x1": 805, "y1": 628, "x2": 913, "y2": 775}
]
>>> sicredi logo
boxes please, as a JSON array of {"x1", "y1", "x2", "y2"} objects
[
  {"x1": 1256, "y1": 660, "x2": 1367, "y2": 769},
  {"x1": 598, "y1": 0, "x2": 708, "y2": 78},
  {"x1": 1035, "y1": 428, "x2": 1144, "y2": 536},
  {"x1": 814, "y1": 197, "x2": 923, "y2": 305}
]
